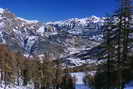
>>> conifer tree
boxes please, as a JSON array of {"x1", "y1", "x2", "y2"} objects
[{"x1": 84, "y1": 0, "x2": 133, "y2": 89}]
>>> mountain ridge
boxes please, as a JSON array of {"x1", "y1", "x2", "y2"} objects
[{"x1": 0, "y1": 8, "x2": 104, "y2": 67}]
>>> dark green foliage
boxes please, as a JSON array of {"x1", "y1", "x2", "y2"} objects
[
  {"x1": 84, "y1": 0, "x2": 133, "y2": 89},
  {"x1": 61, "y1": 73, "x2": 75, "y2": 89}
]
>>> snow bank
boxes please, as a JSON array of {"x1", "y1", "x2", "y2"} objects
[{"x1": 71, "y1": 72, "x2": 85, "y2": 85}]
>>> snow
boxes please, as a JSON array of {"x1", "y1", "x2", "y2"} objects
[
  {"x1": 89, "y1": 34, "x2": 103, "y2": 41},
  {"x1": 0, "y1": 22, "x2": 5, "y2": 30},
  {"x1": 79, "y1": 18, "x2": 88, "y2": 24},
  {"x1": 67, "y1": 47, "x2": 81, "y2": 54},
  {"x1": 125, "y1": 82, "x2": 133, "y2": 89},
  {"x1": 0, "y1": 86, "x2": 33, "y2": 89},
  {"x1": 26, "y1": 36, "x2": 38, "y2": 52},
  {"x1": 71, "y1": 72, "x2": 85, "y2": 85},
  {"x1": 67, "y1": 58, "x2": 87, "y2": 66},
  {"x1": 0, "y1": 8, "x2": 4, "y2": 13},
  {"x1": 0, "y1": 22, "x2": 6, "y2": 44},
  {"x1": 37, "y1": 26, "x2": 45, "y2": 36},
  {"x1": 17, "y1": 17, "x2": 39, "y2": 24},
  {"x1": 125, "y1": 87, "x2": 133, "y2": 89},
  {"x1": 0, "y1": 82, "x2": 34, "y2": 89},
  {"x1": 46, "y1": 21, "x2": 64, "y2": 25},
  {"x1": 71, "y1": 72, "x2": 133, "y2": 89},
  {"x1": 71, "y1": 72, "x2": 96, "y2": 89},
  {"x1": 66, "y1": 47, "x2": 98, "y2": 66},
  {"x1": 71, "y1": 72, "x2": 96, "y2": 85},
  {"x1": 46, "y1": 16, "x2": 104, "y2": 25},
  {"x1": 76, "y1": 84, "x2": 89, "y2": 89}
]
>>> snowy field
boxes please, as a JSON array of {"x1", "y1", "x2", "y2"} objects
[
  {"x1": 71, "y1": 72, "x2": 90, "y2": 89},
  {"x1": 0, "y1": 72, "x2": 132, "y2": 89},
  {"x1": 71, "y1": 72, "x2": 133, "y2": 89},
  {"x1": 76, "y1": 84, "x2": 89, "y2": 89}
]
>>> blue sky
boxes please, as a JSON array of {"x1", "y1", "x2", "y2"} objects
[{"x1": 0, "y1": 0, "x2": 117, "y2": 22}]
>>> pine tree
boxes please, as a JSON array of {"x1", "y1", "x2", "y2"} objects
[
  {"x1": 115, "y1": 0, "x2": 133, "y2": 88},
  {"x1": 84, "y1": 0, "x2": 133, "y2": 89}
]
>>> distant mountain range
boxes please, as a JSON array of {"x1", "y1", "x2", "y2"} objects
[{"x1": 0, "y1": 8, "x2": 105, "y2": 67}]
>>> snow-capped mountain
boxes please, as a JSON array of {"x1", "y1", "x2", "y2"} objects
[
  {"x1": 47, "y1": 16, "x2": 105, "y2": 36},
  {"x1": 0, "y1": 8, "x2": 104, "y2": 67}
]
